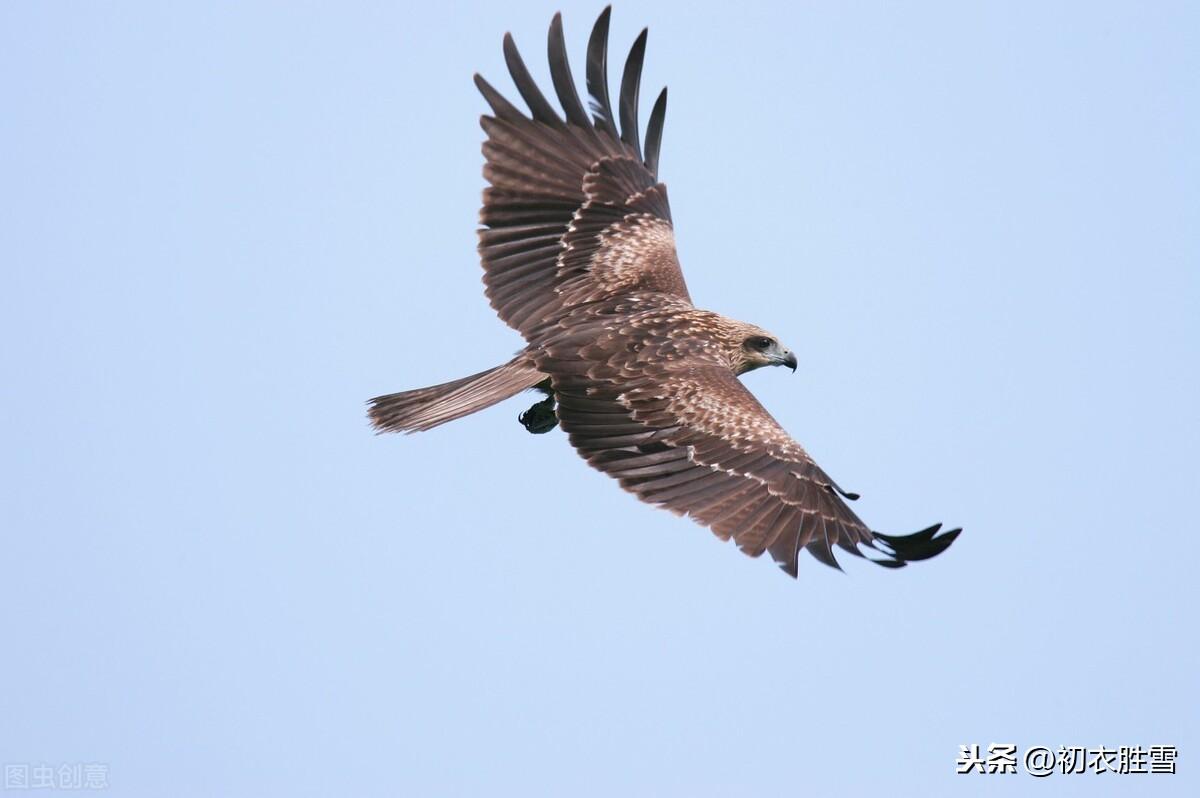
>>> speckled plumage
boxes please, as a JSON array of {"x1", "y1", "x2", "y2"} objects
[{"x1": 369, "y1": 7, "x2": 960, "y2": 577}]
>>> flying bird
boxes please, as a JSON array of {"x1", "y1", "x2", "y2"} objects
[{"x1": 369, "y1": 7, "x2": 960, "y2": 577}]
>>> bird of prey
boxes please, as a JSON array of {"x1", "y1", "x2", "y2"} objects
[{"x1": 369, "y1": 7, "x2": 960, "y2": 577}]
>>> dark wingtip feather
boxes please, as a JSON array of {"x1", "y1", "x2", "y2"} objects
[
  {"x1": 807, "y1": 539, "x2": 845, "y2": 572},
  {"x1": 474, "y1": 73, "x2": 524, "y2": 122},
  {"x1": 502, "y1": 32, "x2": 563, "y2": 127},
  {"x1": 874, "y1": 523, "x2": 962, "y2": 563},
  {"x1": 825, "y1": 481, "x2": 861, "y2": 502},
  {"x1": 876, "y1": 523, "x2": 941, "y2": 547},
  {"x1": 908, "y1": 527, "x2": 961, "y2": 561},
  {"x1": 618, "y1": 28, "x2": 648, "y2": 157},
  {"x1": 586, "y1": 6, "x2": 618, "y2": 135},
  {"x1": 547, "y1": 13, "x2": 591, "y2": 128},
  {"x1": 644, "y1": 87, "x2": 667, "y2": 178}
]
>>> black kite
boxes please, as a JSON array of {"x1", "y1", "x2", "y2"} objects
[{"x1": 369, "y1": 8, "x2": 961, "y2": 577}]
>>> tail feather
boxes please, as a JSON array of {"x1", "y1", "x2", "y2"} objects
[{"x1": 369, "y1": 355, "x2": 545, "y2": 433}]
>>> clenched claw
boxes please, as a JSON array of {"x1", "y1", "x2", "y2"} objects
[{"x1": 519, "y1": 396, "x2": 559, "y2": 434}]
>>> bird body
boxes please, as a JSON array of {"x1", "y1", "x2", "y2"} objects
[{"x1": 370, "y1": 7, "x2": 960, "y2": 577}]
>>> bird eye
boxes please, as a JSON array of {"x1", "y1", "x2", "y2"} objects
[{"x1": 749, "y1": 336, "x2": 773, "y2": 351}]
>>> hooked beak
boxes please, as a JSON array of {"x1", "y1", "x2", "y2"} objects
[{"x1": 768, "y1": 344, "x2": 797, "y2": 372}]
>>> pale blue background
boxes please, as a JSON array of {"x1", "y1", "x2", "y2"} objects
[{"x1": 2, "y1": 1, "x2": 1197, "y2": 796}]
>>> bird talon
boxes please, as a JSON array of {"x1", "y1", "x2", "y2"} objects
[{"x1": 518, "y1": 396, "x2": 558, "y2": 434}]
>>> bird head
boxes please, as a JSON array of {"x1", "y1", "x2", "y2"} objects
[{"x1": 730, "y1": 324, "x2": 797, "y2": 375}]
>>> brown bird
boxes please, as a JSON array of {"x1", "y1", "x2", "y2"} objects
[{"x1": 369, "y1": 7, "x2": 960, "y2": 577}]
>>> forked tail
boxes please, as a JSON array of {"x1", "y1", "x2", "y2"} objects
[{"x1": 368, "y1": 354, "x2": 545, "y2": 433}]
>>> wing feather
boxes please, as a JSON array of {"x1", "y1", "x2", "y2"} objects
[
  {"x1": 618, "y1": 29, "x2": 648, "y2": 157},
  {"x1": 540, "y1": 333, "x2": 960, "y2": 575},
  {"x1": 644, "y1": 88, "x2": 668, "y2": 179},
  {"x1": 502, "y1": 33, "x2": 563, "y2": 127},
  {"x1": 586, "y1": 6, "x2": 619, "y2": 137},
  {"x1": 476, "y1": 10, "x2": 689, "y2": 340},
  {"x1": 548, "y1": 14, "x2": 593, "y2": 130}
]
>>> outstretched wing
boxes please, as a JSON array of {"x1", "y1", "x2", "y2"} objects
[
  {"x1": 537, "y1": 345, "x2": 961, "y2": 576},
  {"x1": 475, "y1": 8, "x2": 690, "y2": 340}
]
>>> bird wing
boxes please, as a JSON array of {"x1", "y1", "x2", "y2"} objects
[
  {"x1": 536, "y1": 341, "x2": 960, "y2": 576},
  {"x1": 475, "y1": 8, "x2": 689, "y2": 340}
]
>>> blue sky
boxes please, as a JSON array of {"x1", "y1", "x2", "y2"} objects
[{"x1": 2, "y1": 1, "x2": 1197, "y2": 795}]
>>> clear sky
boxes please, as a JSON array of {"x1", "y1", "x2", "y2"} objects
[{"x1": 2, "y1": 1, "x2": 1197, "y2": 796}]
